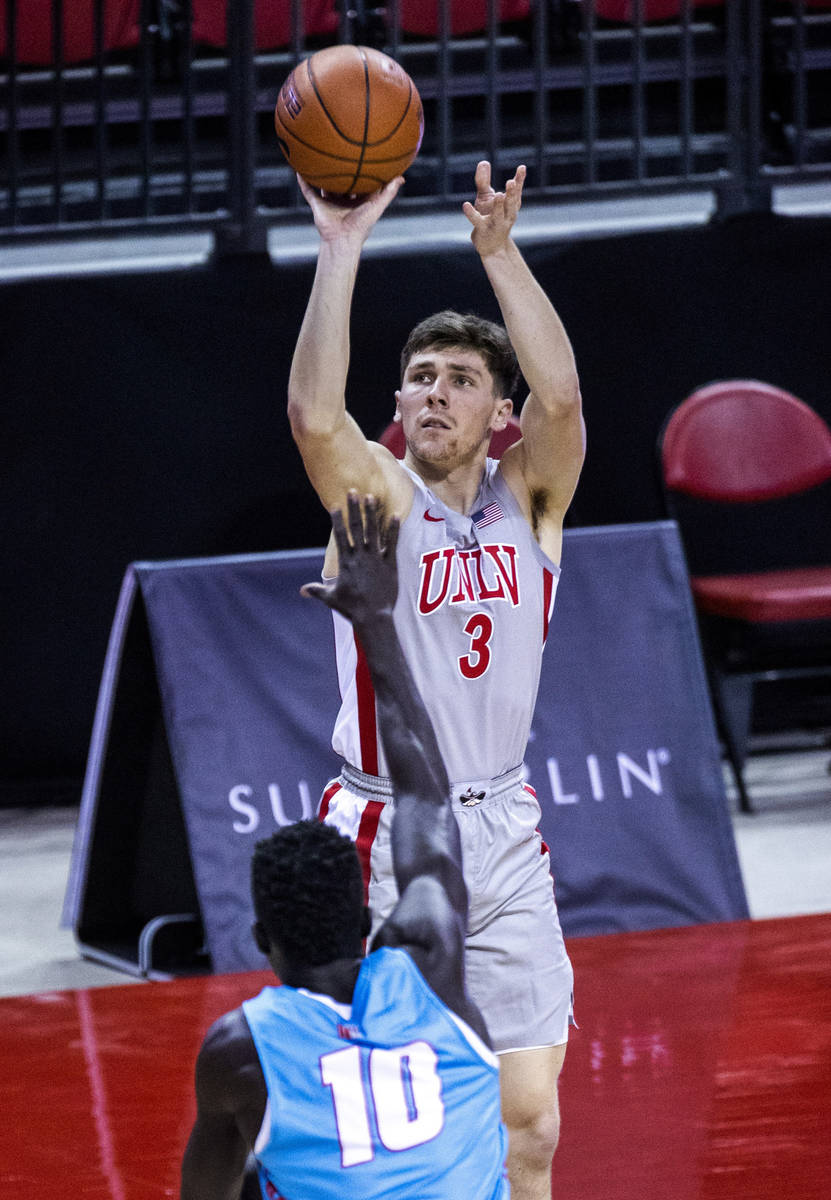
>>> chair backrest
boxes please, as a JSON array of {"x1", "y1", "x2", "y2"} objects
[
  {"x1": 190, "y1": 1, "x2": 338, "y2": 52},
  {"x1": 660, "y1": 380, "x2": 831, "y2": 504},
  {"x1": 0, "y1": 0, "x2": 140, "y2": 66},
  {"x1": 378, "y1": 413, "x2": 523, "y2": 458},
  {"x1": 396, "y1": 1, "x2": 532, "y2": 37},
  {"x1": 594, "y1": 1, "x2": 724, "y2": 21}
]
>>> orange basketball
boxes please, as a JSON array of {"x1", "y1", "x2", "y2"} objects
[{"x1": 274, "y1": 44, "x2": 424, "y2": 196}]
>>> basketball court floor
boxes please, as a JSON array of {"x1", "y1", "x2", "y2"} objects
[{"x1": 2, "y1": 748, "x2": 830, "y2": 1198}]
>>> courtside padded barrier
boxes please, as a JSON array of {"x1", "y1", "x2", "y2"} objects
[{"x1": 65, "y1": 521, "x2": 748, "y2": 977}]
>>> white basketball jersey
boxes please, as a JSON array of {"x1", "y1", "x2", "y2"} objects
[{"x1": 331, "y1": 460, "x2": 560, "y2": 784}]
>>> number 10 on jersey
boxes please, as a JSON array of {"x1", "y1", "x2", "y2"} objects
[{"x1": 320, "y1": 1041, "x2": 446, "y2": 1166}]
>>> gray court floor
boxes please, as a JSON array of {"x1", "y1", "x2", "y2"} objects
[{"x1": 2, "y1": 748, "x2": 830, "y2": 1000}]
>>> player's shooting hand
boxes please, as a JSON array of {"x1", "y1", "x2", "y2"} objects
[
  {"x1": 298, "y1": 174, "x2": 404, "y2": 247},
  {"x1": 462, "y1": 160, "x2": 525, "y2": 257},
  {"x1": 302, "y1": 492, "x2": 400, "y2": 626}
]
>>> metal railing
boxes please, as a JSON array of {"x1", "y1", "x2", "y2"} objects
[{"x1": 1, "y1": 2, "x2": 829, "y2": 248}]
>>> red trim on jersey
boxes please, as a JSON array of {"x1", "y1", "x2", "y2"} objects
[
  {"x1": 542, "y1": 568, "x2": 554, "y2": 644},
  {"x1": 355, "y1": 800, "x2": 385, "y2": 902},
  {"x1": 318, "y1": 780, "x2": 342, "y2": 821},
  {"x1": 354, "y1": 632, "x2": 380, "y2": 775}
]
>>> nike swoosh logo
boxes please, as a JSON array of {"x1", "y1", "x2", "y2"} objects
[{"x1": 423, "y1": 509, "x2": 444, "y2": 522}]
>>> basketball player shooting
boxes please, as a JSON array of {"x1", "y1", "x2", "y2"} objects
[
  {"x1": 288, "y1": 161, "x2": 585, "y2": 1200},
  {"x1": 181, "y1": 493, "x2": 509, "y2": 1200}
]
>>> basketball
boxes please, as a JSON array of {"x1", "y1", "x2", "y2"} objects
[{"x1": 274, "y1": 45, "x2": 424, "y2": 197}]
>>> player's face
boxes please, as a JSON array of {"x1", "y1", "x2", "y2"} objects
[{"x1": 396, "y1": 347, "x2": 511, "y2": 466}]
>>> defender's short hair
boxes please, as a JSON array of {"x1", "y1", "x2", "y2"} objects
[
  {"x1": 400, "y1": 310, "x2": 520, "y2": 399},
  {"x1": 251, "y1": 821, "x2": 365, "y2": 967}
]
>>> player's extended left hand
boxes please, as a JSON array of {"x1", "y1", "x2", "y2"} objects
[
  {"x1": 301, "y1": 491, "x2": 400, "y2": 627},
  {"x1": 462, "y1": 160, "x2": 525, "y2": 257}
]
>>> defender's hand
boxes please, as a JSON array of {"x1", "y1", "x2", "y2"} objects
[{"x1": 302, "y1": 492, "x2": 400, "y2": 624}]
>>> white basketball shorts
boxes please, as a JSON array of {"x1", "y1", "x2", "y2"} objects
[{"x1": 320, "y1": 762, "x2": 575, "y2": 1054}]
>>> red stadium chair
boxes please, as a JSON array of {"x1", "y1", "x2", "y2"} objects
[
  {"x1": 659, "y1": 380, "x2": 831, "y2": 812},
  {"x1": 0, "y1": 0, "x2": 140, "y2": 66},
  {"x1": 190, "y1": 0, "x2": 338, "y2": 52},
  {"x1": 396, "y1": 0, "x2": 532, "y2": 37},
  {"x1": 593, "y1": 1, "x2": 723, "y2": 20},
  {"x1": 378, "y1": 413, "x2": 523, "y2": 458}
]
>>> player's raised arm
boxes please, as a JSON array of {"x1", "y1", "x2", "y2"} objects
[
  {"x1": 287, "y1": 178, "x2": 411, "y2": 517},
  {"x1": 302, "y1": 494, "x2": 477, "y2": 1016},
  {"x1": 463, "y1": 161, "x2": 586, "y2": 557},
  {"x1": 301, "y1": 494, "x2": 457, "y2": 892}
]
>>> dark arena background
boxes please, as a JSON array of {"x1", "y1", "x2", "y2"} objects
[
  {"x1": 1, "y1": 3, "x2": 830, "y2": 1198},
  {"x1": 4, "y1": 210, "x2": 831, "y2": 804}
]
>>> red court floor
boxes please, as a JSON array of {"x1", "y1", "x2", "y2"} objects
[{"x1": 2, "y1": 913, "x2": 829, "y2": 1199}]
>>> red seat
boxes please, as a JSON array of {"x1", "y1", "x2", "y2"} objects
[
  {"x1": 396, "y1": 1, "x2": 532, "y2": 37},
  {"x1": 190, "y1": 1, "x2": 338, "y2": 52},
  {"x1": 593, "y1": 1, "x2": 723, "y2": 19},
  {"x1": 692, "y1": 567, "x2": 831, "y2": 624},
  {"x1": 378, "y1": 413, "x2": 523, "y2": 458},
  {"x1": 659, "y1": 380, "x2": 831, "y2": 812},
  {"x1": 0, "y1": 1, "x2": 141, "y2": 66},
  {"x1": 661, "y1": 380, "x2": 831, "y2": 502}
]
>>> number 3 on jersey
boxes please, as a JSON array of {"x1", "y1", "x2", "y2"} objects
[
  {"x1": 320, "y1": 1042, "x2": 445, "y2": 1167},
  {"x1": 458, "y1": 613, "x2": 493, "y2": 679}
]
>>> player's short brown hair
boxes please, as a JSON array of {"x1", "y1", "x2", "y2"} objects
[{"x1": 400, "y1": 310, "x2": 520, "y2": 399}]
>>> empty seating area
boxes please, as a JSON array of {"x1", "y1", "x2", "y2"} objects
[
  {"x1": 1, "y1": 2, "x2": 830, "y2": 243},
  {"x1": 658, "y1": 380, "x2": 831, "y2": 814}
]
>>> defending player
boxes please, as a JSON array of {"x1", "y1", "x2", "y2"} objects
[
  {"x1": 181, "y1": 494, "x2": 509, "y2": 1200},
  {"x1": 288, "y1": 161, "x2": 585, "y2": 1198}
]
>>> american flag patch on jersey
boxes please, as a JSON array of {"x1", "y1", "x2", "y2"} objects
[{"x1": 472, "y1": 500, "x2": 503, "y2": 529}]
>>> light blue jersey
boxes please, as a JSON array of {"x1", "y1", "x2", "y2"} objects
[{"x1": 242, "y1": 946, "x2": 509, "y2": 1200}]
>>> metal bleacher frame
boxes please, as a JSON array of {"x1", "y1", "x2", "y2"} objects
[{"x1": 1, "y1": 1, "x2": 830, "y2": 253}]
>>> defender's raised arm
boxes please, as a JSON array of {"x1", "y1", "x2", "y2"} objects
[
  {"x1": 302, "y1": 493, "x2": 476, "y2": 1028},
  {"x1": 302, "y1": 494, "x2": 462, "y2": 914}
]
